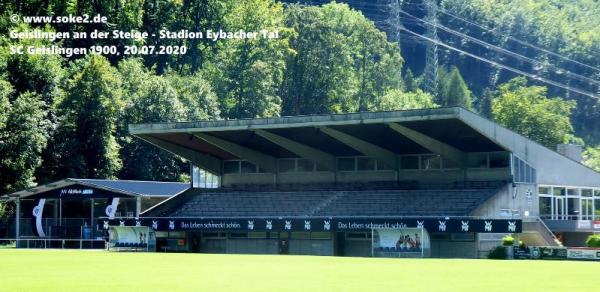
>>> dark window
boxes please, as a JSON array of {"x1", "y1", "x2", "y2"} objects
[
  {"x1": 278, "y1": 159, "x2": 295, "y2": 173},
  {"x1": 224, "y1": 161, "x2": 240, "y2": 174},
  {"x1": 567, "y1": 198, "x2": 579, "y2": 217},
  {"x1": 400, "y1": 156, "x2": 419, "y2": 169},
  {"x1": 241, "y1": 161, "x2": 257, "y2": 173},
  {"x1": 442, "y1": 158, "x2": 460, "y2": 169},
  {"x1": 489, "y1": 152, "x2": 509, "y2": 168},
  {"x1": 315, "y1": 163, "x2": 328, "y2": 171},
  {"x1": 338, "y1": 158, "x2": 355, "y2": 171},
  {"x1": 376, "y1": 160, "x2": 393, "y2": 170},
  {"x1": 421, "y1": 155, "x2": 441, "y2": 170},
  {"x1": 467, "y1": 153, "x2": 488, "y2": 168},
  {"x1": 356, "y1": 157, "x2": 376, "y2": 171},
  {"x1": 297, "y1": 159, "x2": 314, "y2": 172},
  {"x1": 539, "y1": 197, "x2": 552, "y2": 216}
]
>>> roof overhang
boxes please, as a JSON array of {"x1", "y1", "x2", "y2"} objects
[
  {"x1": 128, "y1": 107, "x2": 600, "y2": 187},
  {"x1": 129, "y1": 107, "x2": 506, "y2": 163},
  {"x1": 3, "y1": 179, "x2": 189, "y2": 200}
]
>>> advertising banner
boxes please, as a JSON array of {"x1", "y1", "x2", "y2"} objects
[
  {"x1": 567, "y1": 248, "x2": 600, "y2": 260},
  {"x1": 372, "y1": 228, "x2": 430, "y2": 257},
  {"x1": 530, "y1": 246, "x2": 568, "y2": 260},
  {"x1": 104, "y1": 217, "x2": 522, "y2": 233},
  {"x1": 108, "y1": 226, "x2": 156, "y2": 252}
]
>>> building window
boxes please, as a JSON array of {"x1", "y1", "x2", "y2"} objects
[
  {"x1": 356, "y1": 157, "x2": 376, "y2": 171},
  {"x1": 421, "y1": 155, "x2": 441, "y2": 170},
  {"x1": 400, "y1": 156, "x2": 419, "y2": 169},
  {"x1": 442, "y1": 157, "x2": 460, "y2": 169},
  {"x1": 376, "y1": 160, "x2": 393, "y2": 170},
  {"x1": 539, "y1": 185, "x2": 600, "y2": 221},
  {"x1": 192, "y1": 166, "x2": 220, "y2": 188},
  {"x1": 297, "y1": 159, "x2": 315, "y2": 172},
  {"x1": 489, "y1": 152, "x2": 510, "y2": 168},
  {"x1": 553, "y1": 187, "x2": 565, "y2": 196},
  {"x1": 566, "y1": 189, "x2": 578, "y2": 196},
  {"x1": 567, "y1": 198, "x2": 580, "y2": 219},
  {"x1": 240, "y1": 161, "x2": 257, "y2": 173},
  {"x1": 539, "y1": 197, "x2": 552, "y2": 217},
  {"x1": 278, "y1": 159, "x2": 295, "y2": 173},
  {"x1": 224, "y1": 161, "x2": 240, "y2": 174},
  {"x1": 512, "y1": 155, "x2": 536, "y2": 183},
  {"x1": 338, "y1": 157, "x2": 355, "y2": 171},
  {"x1": 467, "y1": 153, "x2": 488, "y2": 168}
]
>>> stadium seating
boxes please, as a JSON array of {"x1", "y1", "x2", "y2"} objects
[
  {"x1": 312, "y1": 189, "x2": 493, "y2": 217},
  {"x1": 156, "y1": 186, "x2": 500, "y2": 217}
]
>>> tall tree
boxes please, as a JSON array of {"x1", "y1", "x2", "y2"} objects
[
  {"x1": 167, "y1": 73, "x2": 221, "y2": 121},
  {"x1": 583, "y1": 146, "x2": 600, "y2": 172},
  {"x1": 117, "y1": 58, "x2": 221, "y2": 181},
  {"x1": 50, "y1": 55, "x2": 123, "y2": 179},
  {"x1": 282, "y1": 3, "x2": 403, "y2": 115},
  {"x1": 492, "y1": 77, "x2": 577, "y2": 149},
  {"x1": 376, "y1": 89, "x2": 438, "y2": 111},
  {"x1": 403, "y1": 69, "x2": 421, "y2": 92},
  {"x1": 205, "y1": 0, "x2": 291, "y2": 118},
  {"x1": 0, "y1": 91, "x2": 50, "y2": 195},
  {"x1": 119, "y1": 74, "x2": 187, "y2": 181},
  {"x1": 438, "y1": 66, "x2": 473, "y2": 109}
]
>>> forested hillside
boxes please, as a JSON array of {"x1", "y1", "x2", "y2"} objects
[{"x1": 0, "y1": 0, "x2": 599, "y2": 197}]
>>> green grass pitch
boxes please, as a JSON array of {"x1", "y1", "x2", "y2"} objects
[{"x1": 0, "y1": 249, "x2": 598, "y2": 291}]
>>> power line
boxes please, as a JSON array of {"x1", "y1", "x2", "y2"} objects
[
  {"x1": 422, "y1": 0, "x2": 439, "y2": 96},
  {"x1": 400, "y1": 2, "x2": 600, "y2": 74},
  {"x1": 399, "y1": 26, "x2": 599, "y2": 99},
  {"x1": 399, "y1": 9, "x2": 600, "y2": 87}
]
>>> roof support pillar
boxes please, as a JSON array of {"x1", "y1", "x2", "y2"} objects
[
  {"x1": 254, "y1": 130, "x2": 336, "y2": 171},
  {"x1": 136, "y1": 135, "x2": 222, "y2": 175},
  {"x1": 388, "y1": 123, "x2": 466, "y2": 166},
  {"x1": 318, "y1": 126, "x2": 397, "y2": 168},
  {"x1": 193, "y1": 133, "x2": 278, "y2": 173}
]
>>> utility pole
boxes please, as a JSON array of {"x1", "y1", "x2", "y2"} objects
[
  {"x1": 423, "y1": 0, "x2": 439, "y2": 97},
  {"x1": 384, "y1": 0, "x2": 403, "y2": 78}
]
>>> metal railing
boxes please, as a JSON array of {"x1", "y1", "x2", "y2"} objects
[
  {"x1": 539, "y1": 214, "x2": 597, "y2": 221},
  {"x1": 1, "y1": 238, "x2": 106, "y2": 249},
  {"x1": 537, "y1": 217, "x2": 562, "y2": 246}
]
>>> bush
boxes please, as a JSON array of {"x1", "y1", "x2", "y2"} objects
[
  {"x1": 586, "y1": 235, "x2": 600, "y2": 247},
  {"x1": 502, "y1": 235, "x2": 515, "y2": 246},
  {"x1": 487, "y1": 246, "x2": 506, "y2": 259}
]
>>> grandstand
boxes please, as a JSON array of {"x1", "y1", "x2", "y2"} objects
[
  {"x1": 106, "y1": 107, "x2": 600, "y2": 258},
  {"x1": 5, "y1": 107, "x2": 600, "y2": 257}
]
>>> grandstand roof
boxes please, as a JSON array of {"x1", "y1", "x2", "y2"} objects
[
  {"x1": 5, "y1": 178, "x2": 190, "y2": 199},
  {"x1": 130, "y1": 107, "x2": 600, "y2": 188}
]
